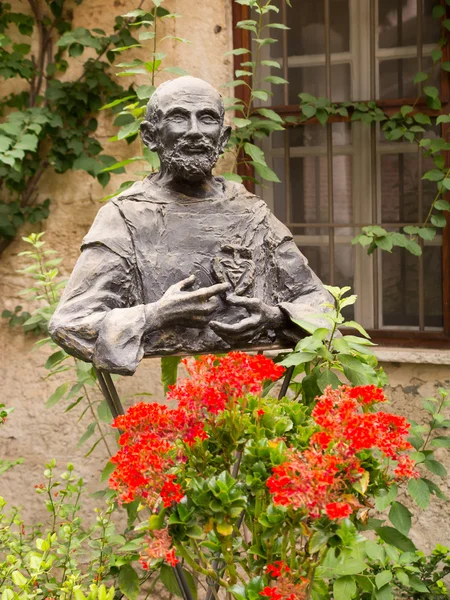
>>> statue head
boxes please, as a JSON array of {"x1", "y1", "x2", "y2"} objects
[{"x1": 140, "y1": 76, "x2": 232, "y2": 182}]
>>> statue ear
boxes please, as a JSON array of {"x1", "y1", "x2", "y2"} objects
[
  {"x1": 219, "y1": 125, "x2": 232, "y2": 154},
  {"x1": 140, "y1": 120, "x2": 158, "y2": 152}
]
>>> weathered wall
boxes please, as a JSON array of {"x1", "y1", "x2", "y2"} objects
[{"x1": 0, "y1": 0, "x2": 449, "y2": 560}]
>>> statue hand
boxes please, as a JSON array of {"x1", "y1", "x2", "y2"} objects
[
  {"x1": 209, "y1": 294, "x2": 286, "y2": 342},
  {"x1": 147, "y1": 275, "x2": 230, "y2": 329}
]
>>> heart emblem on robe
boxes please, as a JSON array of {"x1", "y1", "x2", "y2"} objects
[{"x1": 211, "y1": 244, "x2": 255, "y2": 296}]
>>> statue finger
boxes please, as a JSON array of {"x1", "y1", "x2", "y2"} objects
[
  {"x1": 210, "y1": 315, "x2": 258, "y2": 334},
  {"x1": 178, "y1": 274, "x2": 197, "y2": 290},
  {"x1": 191, "y1": 282, "x2": 230, "y2": 300},
  {"x1": 226, "y1": 294, "x2": 260, "y2": 310}
]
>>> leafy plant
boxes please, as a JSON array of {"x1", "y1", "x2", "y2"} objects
[
  {"x1": 0, "y1": 460, "x2": 159, "y2": 600},
  {"x1": 0, "y1": 0, "x2": 152, "y2": 255},
  {"x1": 4, "y1": 233, "x2": 117, "y2": 459},
  {"x1": 279, "y1": 286, "x2": 388, "y2": 404},
  {"x1": 0, "y1": 404, "x2": 23, "y2": 475}
]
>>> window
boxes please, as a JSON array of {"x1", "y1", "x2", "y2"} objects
[{"x1": 232, "y1": 0, "x2": 450, "y2": 347}]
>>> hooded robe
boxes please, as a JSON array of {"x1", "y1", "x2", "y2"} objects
[{"x1": 49, "y1": 176, "x2": 330, "y2": 375}]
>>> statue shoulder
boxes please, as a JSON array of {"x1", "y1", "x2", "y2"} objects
[{"x1": 81, "y1": 200, "x2": 134, "y2": 259}]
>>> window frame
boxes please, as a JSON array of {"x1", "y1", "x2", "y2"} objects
[{"x1": 231, "y1": 0, "x2": 450, "y2": 348}]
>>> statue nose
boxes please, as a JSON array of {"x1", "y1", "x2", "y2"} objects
[{"x1": 186, "y1": 117, "x2": 202, "y2": 138}]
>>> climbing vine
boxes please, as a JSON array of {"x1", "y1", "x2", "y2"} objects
[{"x1": 0, "y1": 0, "x2": 154, "y2": 256}]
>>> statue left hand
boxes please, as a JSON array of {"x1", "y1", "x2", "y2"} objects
[{"x1": 209, "y1": 294, "x2": 286, "y2": 342}]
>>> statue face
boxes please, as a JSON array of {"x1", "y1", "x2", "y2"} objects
[{"x1": 141, "y1": 79, "x2": 230, "y2": 182}]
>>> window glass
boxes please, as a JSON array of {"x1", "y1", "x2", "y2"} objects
[
  {"x1": 380, "y1": 153, "x2": 439, "y2": 223},
  {"x1": 379, "y1": 56, "x2": 439, "y2": 99},
  {"x1": 378, "y1": 0, "x2": 440, "y2": 49},
  {"x1": 271, "y1": 0, "x2": 350, "y2": 56},
  {"x1": 289, "y1": 155, "x2": 352, "y2": 226}
]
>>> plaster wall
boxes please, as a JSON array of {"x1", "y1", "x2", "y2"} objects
[{"x1": 0, "y1": 0, "x2": 449, "y2": 563}]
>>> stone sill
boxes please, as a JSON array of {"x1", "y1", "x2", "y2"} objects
[
  {"x1": 374, "y1": 347, "x2": 450, "y2": 365},
  {"x1": 266, "y1": 347, "x2": 450, "y2": 365}
]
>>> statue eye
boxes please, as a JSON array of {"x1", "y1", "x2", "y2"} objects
[
  {"x1": 200, "y1": 115, "x2": 218, "y2": 125},
  {"x1": 169, "y1": 114, "x2": 187, "y2": 123}
]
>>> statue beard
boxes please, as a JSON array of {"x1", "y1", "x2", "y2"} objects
[{"x1": 159, "y1": 137, "x2": 220, "y2": 182}]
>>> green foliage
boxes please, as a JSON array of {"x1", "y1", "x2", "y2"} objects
[
  {"x1": 0, "y1": 404, "x2": 23, "y2": 476},
  {"x1": 221, "y1": 0, "x2": 288, "y2": 185},
  {"x1": 0, "y1": 461, "x2": 159, "y2": 600},
  {"x1": 0, "y1": 0, "x2": 146, "y2": 253},
  {"x1": 2, "y1": 233, "x2": 117, "y2": 459},
  {"x1": 280, "y1": 286, "x2": 386, "y2": 404},
  {"x1": 97, "y1": 1, "x2": 188, "y2": 198}
]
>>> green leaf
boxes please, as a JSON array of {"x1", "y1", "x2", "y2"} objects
[
  {"x1": 244, "y1": 142, "x2": 266, "y2": 164},
  {"x1": 374, "y1": 585, "x2": 393, "y2": 600},
  {"x1": 77, "y1": 422, "x2": 96, "y2": 448},
  {"x1": 317, "y1": 369, "x2": 341, "y2": 392},
  {"x1": 408, "y1": 478, "x2": 431, "y2": 508},
  {"x1": 229, "y1": 584, "x2": 247, "y2": 600},
  {"x1": 432, "y1": 4, "x2": 446, "y2": 17},
  {"x1": 431, "y1": 213, "x2": 447, "y2": 228},
  {"x1": 375, "y1": 485, "x2": 398, "y2": 512},
  {"x1": 365, "y1": 540, "x2": 385, "y2": 563},
  {"x1": 46, "y1": 382, "x2": 69, "y2": 408},
  {"x1": 263, "y1": 75, "x2": 288, "y2": 85},
  {"x1": 160, "y1": 564, "x2": 197, "y2": 599},
  {"x1": 233, "y1": 117, "x2": 252, "y2": 128},
  {"x1": 375, "y1": 527, "x2": 417, "y2": 552},
  {"x1": 335, "y1": 559, "x2": 367, "y2": 576},
  {"x1": 333, "y1": 576, "x2": 356, "y2": 600},
  {"x1": 101, "y1": 461, "x2": 116, "y2": 482},
  {"x1": 280, "y1": 351, "x2": 316, "y2": 367},
  {"x1": 44, "y1": 350, "x2": 66, "y2": 370},
  {"x1": 15, "y1": 134, "x2": 38, "y2": 152},
  {"x1": 118, "y1": 564, "x2": 139, "y2": 600},
  {"x1": 222, "y1": 172, "x2": 243, "y2": 183},
  {"x1": 309, "y1": 530, "x2": 330, "y2": 553},
  {"x1": 339, "y1": 354, "x2": 377, "y2": 386},
  {"x1": 424, "y1": 459, "x2": 447, "y2": 477},
  {"x1": 435, "y1": 199, "x2": 450, "y2": 211},
  {"x1": 161, "y1": 356, "x2": 181, "y2": 393},
  {"x1": 408, "y1": 576, "x2": 429, "y2": 593},
  {"x1": 424, "y1": 86, "x2": 439, "y2": 100},
  {"x1": 389, "y1": 502, "x2": 412, "y2": 536},
  {"x1": 430, "y1": 436, "x2": 450, "y2": 448},
  {"x1": 97, "y1": 400, "x2": 113, "y2": 423},
  {"x1": 376, "y1": 571, "x2": 392, "y2": 589},
  {"x1": 256, "y1": 107, "x2": 284, "y2": 123},
  {"x1": 423, "y1": 169, "x2": 445, "y2": 181},
  {"x1": 417, "y1": 227, "x2": 436, "y2": 241},
  {"x1": 252, "y1": 161, "x2": 280, "y2": 182}
]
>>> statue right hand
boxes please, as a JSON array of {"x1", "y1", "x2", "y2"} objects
[{"x1": 146, "y1": 275, "x2": 230, "y2": 329}]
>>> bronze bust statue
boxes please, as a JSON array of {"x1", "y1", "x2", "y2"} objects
[{"x1": 49, "y1": 76, "x2": 329, "y2": 375}]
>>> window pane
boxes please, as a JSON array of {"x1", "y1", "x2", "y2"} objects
[
  {"x1": 382, "y1": 247, "x2": 419, "y2": 326},
  {"x1": 423, "y1": 245, "x2": 443, "y2": 328},
  {"x1": 271, "y1": 64, "x2": 352, "y2": 105},
  {"x1": 270, "y1": 0, "x2": 350, "y2": 57},
  {"x1": 380, "y1": 153, "x2": 438, "y2": 223},
  {"x1": 299, "y1": 242, "x2": 355, "y2": 320},
  {"x1": 378, "y1": 0, "x2": 439, "y2": 49},
  {"x1": 379, "y1": 56, "x2": 439, "y2": 99},
  {"x1": 289, "y1": 155, "x2": 352, "y2": 226},
  {"x1": 272, "y1": 123, "x2": 351, "y2": 149}
]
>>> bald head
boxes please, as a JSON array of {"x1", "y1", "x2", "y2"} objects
[
  {"x1": 140, "y1": 76, "x2": 231, "y2": 183},
  {"x1": 145, "y1": 76, "x2": 225, "y2": 124}
]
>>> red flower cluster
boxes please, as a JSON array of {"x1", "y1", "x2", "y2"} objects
[
  {"x1": 139, "y1": 528, "x2": 178, "y2": 569},
  {"x1": 109, "y1": 353, "x2": 284, "y2": 509},
  {"x1": 267, "y1": 562, "x2": 291, "y2": 578},
  {"x1": 267, "y1": 385, "x2": 418, "y2": 519},
  {"x1": 167, "y1": 352, "x2": 284, "y2": 414},
  {"x1": 260, "y1": 575, "x2": 309, "y2": 600}
]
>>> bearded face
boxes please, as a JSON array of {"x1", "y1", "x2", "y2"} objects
[{"x1": 157, "y1": 135, "x2": 221, "y2": 182}]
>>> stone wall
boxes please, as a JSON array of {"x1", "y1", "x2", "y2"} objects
[{"x1": 0, "y1": 0, "x2": 449, "y2": 561}]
